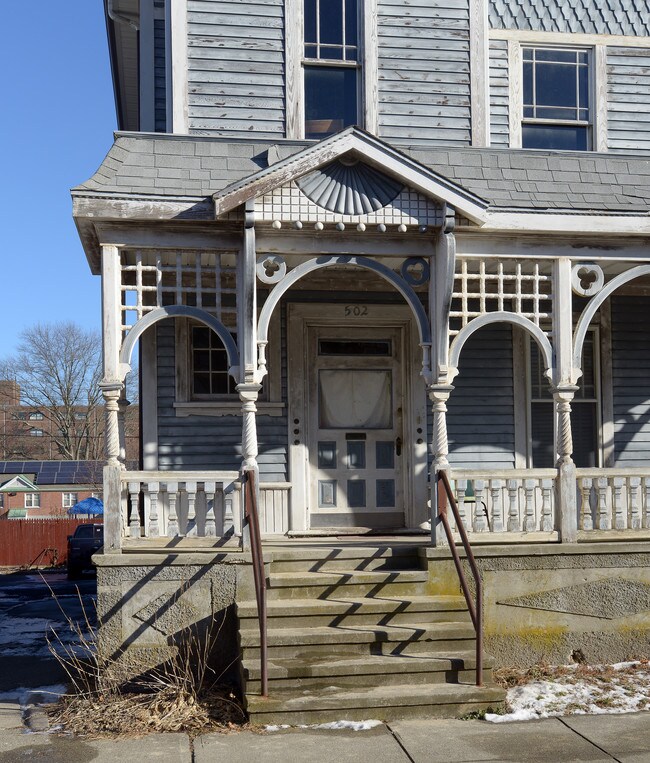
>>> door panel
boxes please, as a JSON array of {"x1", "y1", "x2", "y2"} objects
[{"x1": 308, "y1": 326, "x2": 404, "y2": 528}]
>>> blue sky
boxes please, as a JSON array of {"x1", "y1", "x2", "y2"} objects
[{"x1": 0, "y1": 2, "x2": 116, "y2": 358}]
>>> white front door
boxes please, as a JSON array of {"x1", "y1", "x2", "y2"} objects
[{"x1": 307, "y1": 326, "x2": 405, "y2": 530}]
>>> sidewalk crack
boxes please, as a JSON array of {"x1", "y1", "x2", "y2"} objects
[
  {"x1": 557, "y1": 717, "x2": 621, "y2": 763},
  {"x1": 385, "y1": 722, "x2": 416, "y2": 762}
]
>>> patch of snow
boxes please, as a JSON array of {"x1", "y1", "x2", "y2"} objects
[
  {"x1": 265, "y1": 719, "x2": 383, "y2": 733},
  {"x1": 0, "y1": 685, "x2": 67, "y2": 707},
  {"x1": 486, "y1": 662, "x2": 650, "y2": 723}
]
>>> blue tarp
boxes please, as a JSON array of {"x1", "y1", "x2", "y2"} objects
[{"x1": 68, "y1": 497, "x2": 104, "y2": 516}]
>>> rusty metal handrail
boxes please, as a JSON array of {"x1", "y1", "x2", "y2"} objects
[
  {"x1": 437, "y1": 469, "x2": 483, "y2": 687},
  {"x1": 243, "y1": 469, "x2": 268, "y2": 697}
]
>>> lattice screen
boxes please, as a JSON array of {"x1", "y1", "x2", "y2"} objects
[
  {"x1": 120, "y1": 250, "x2": 237, "y2": 336},
  {"x1": 450, "y1": 259, "x2": 553, "y2": 336}
]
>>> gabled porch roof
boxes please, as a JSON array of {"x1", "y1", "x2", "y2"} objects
[{"x1": 211, "y1": 127, "x2": 489, "y2": 225}]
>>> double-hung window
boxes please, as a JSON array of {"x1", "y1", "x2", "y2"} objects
[
  {"x1": 522, "y1": 47, "x2": 591, "y2": 151},
  {"x1": 62, "y1": 492, "x2": 79, "y2": 509},
  {"x1": 191, "y1": 325, "x2": 237, "y2": 397},
  {"x1": 303, "y1": 0, "x2": 360, "y2": 139},
  {"x1": 25, "y1": 493, "x2": 40, "y2": 509}
]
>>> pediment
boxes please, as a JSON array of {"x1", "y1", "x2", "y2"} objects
[
  {"x1": 0, "y1": 475, "x2": 38, "y2": 493},
  {"x1": 212, "y1": 127, "x2": 488, "y2": 226}
]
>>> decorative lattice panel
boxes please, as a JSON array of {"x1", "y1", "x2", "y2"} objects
[
  {"x1": 120, "y1": 250, "x2": 237, "y2": 335},
  {"x1": 450, "y1": 259, "x2": 553, "y2": 336},
  {"x1": 254, "y1": 181, "x2": 442, "y2": 228}
]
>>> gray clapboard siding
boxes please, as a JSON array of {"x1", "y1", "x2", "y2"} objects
[
  {"x1": 187, "y1": 0, "x2": 285, "y2": 137},
  {"x1": 489, "y1": 39, "x2": 509, "y2": 148},
  {"x1": 446, "y1": 325, "x2": 516, "y2": 468},
  {"x1": 377, "y1": 0, "x2": 472, "y2": 146},
  {"x1": 488, "y1": 0, "x2": 650, "y2": 36},
  {"x1": 607, "y1": 47, "x2": 650, "y2": 154},
  {"x1": 156, "y1": 321, "x2": 288, "y2": 481},
  {"x1": 611, "y1": 296, "x2": 650, "y2": 466}
]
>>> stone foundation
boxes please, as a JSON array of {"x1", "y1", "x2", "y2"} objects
[{"x1": 422, "y1": 541, "x2": 650, "y2": 666}]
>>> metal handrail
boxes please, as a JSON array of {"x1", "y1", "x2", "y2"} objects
[
  {"x1": 437, "y1": 469, "x2": 483, "y2": 687},
  {"x1": 243, "y1": 469, "x2": 268, "y2": 697}
]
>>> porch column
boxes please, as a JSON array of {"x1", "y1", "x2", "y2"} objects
[
  {"x1": 553, "y1": 258, "x2": 579, "y2": 543},
  {"x1": 100, "y1": 243, "x2": 124, "y2": 554},
  {"x1": 117, "y1": 395, "x2": 131, "y2": 467},
  {"x1": 428, "y1": 384, "x2": 453, "y2": 545},
  {"x1": 238, "y1": 382, "x2": 261, "y2": 550}
]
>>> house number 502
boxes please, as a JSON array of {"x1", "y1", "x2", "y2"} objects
[{"x1": 345, "y1": 305, "x2": 368, "y2": 316}]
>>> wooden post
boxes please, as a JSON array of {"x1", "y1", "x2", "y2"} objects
[
  {"x1": 238, "y1": 383, "x2": 262, "y2": 550},
  {"x1": 553, "y1": 259, "x2": 579, "y2": 543},
  {"x1": 428, "y1": 384, "x2": 454, "y2": 545},
  {"x1": 118, "y1": 395, "x2": 130, "y2": 467}
]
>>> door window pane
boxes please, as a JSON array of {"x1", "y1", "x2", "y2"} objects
[
  {"x1": 319, "y1": 480, "x2": 337, "y2": 507},
  {"x1": 318, "y1": 442, "x2": 337, "y2": 469},
  {"x1": 376, "y1": 479, "x2": 395, "y2": 507},
  {"x1": 376, "y1": 441, "x2": 395, "y2": 469},
  {"x1": 347, "y1": 441, "x2": 366, "y2": 469},
  {"x1": 319, "y1": 369, "x2": 392, "y2": 429}
]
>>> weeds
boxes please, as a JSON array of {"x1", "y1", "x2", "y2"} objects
[{"x1": 43, "y1": 582, "x2": 246, "y2": 738}]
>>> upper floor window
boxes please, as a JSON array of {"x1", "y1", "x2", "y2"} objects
[
  {"x1": 522, "y1": 47, "x2": 590, "y2": 151},
  {"x1": 303, "y1": 0, "x2": 360, "y2": 139},
  {"x1": 29, "y1": 428, "x2": 44, "y2": 437},
  {"x1": 28, "y1": 411, "x2": 44, "y2": 421}
]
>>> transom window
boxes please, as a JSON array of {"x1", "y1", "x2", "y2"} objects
[
  {"x1": 522, "y1": 47, "x2": 590, "y2": 151},
  {"x1": 191, "y1": 326, "x2": 237, "y2": 397},
  {"x1": 303, "y1": 0, "x2": 360, "y2": 139}
]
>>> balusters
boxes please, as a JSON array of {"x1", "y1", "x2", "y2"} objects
[
  {"x1": 473, "y1": 480, "x2": 488, "y2": 532},
  {"x1": 185, "y1": 480, "x2": 198, "y2": 536},
  {"x1": 580, "y1": 478, "x2": 593, "y2": 531},
  {"x1": 597, "y1": 477, "x2": 609, "y2": 530},
  {"x1": 613, "y1": 477, "x2": 625, "y2": 530},
  {"x1": 540, "y1": 479, "x2": 553, "y2": 532},
  {"x1": 456, "y1": 479, "x2": 469, "y2": 530},
  {"x1": 507, "y1": 479, "x2": 520, "y2": 532},
  {"x1": 204, "y1": 480, "x2": 216, "y2": 537},
  {"x1": 629, "y1": 477, "x2": 642, "y2": 530},
  {"x1": 148, "y1": 481, "x2": 160, "y2": 537},
  {"x1": 128, "y1": 481, "x2": 141, "y2": 538},
  {"x1": 490, "y1": 479, "x2": 503, "y2": 532},
  {"x1": 166, "y1": 481, "x2": 179, "y2": 537},
  {"x1": 523, "y1": 479, "x2": 536, "y2": 532}
]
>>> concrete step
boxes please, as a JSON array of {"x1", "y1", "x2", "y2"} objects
[
  {"x1": 243, "y1": 651, "x2": 489, "y2": 693},
  {"x1": 266, "y1": 570, "x2": 430, "y2": 600},
  {"x1": 268, "y1": 546, "x2": 422, "y2": 573},
  {"x1": 245, "y1": 682, "x2": 506, "y2": 725},
  {"x1": 241, "y1": 622, "x2": 476, "y2": 660},
  {"x1": 238, "y1": 595, "x2": 470, "y2": 628}
]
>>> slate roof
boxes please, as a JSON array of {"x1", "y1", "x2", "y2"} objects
[
  {"x1": 0, "y1": 461, "x2": 105, "y2": 486},
  {"x1": 73, "y1": 131, "x2": 650, "y2": 214}
]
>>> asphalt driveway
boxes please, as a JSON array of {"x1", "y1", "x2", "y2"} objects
[{"x1": 0, "y1": 570, "x2": 96, "y2": 697}]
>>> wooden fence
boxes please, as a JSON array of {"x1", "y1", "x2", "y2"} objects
[{"x1": 0, "y1": 518, "x2": 101, "y2": 567}]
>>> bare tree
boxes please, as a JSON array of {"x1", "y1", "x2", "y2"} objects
[{"x1": 0, "y1": 323, "x2": 105, "y2": 461}]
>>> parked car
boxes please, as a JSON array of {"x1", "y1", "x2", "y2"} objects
[{"x1": 67, "y1": 524, "x2": 103, "y2": 579}]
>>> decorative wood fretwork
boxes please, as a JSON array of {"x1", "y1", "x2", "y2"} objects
[
  {"x1": 119, "y1": 249, "x2": 238, "y2": 337},
  {"x1": 450, "y1": 258, "x2": 553, "y2": 336}
]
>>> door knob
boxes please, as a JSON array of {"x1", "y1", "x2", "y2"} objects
[{"x1": 395, "y1": 437, "x2": 402, "y2": 456}]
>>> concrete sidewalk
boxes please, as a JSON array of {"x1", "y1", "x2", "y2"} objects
[{"x1": 0, "y1": 703, "x2": 648, "y2": 762}]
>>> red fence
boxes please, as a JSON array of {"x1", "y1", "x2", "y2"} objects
[{"x1": 0, "y1": 519, "x2": 101, "y2": 567}]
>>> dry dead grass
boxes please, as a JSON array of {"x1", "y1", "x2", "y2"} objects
[
  {"x1": 44, "y1": 583, "x2": 248, "y2": 738},
  {"x1": 494, "y1": 659, "x2": 650, "y2": 690}
]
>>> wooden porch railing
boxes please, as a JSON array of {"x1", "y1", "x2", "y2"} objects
[
  {"x1": 437, "y1": 469, "x2": 483, "y2": 687},
  {"x1": 243, "y1": 469, "x2": 268, "y2": 697}
]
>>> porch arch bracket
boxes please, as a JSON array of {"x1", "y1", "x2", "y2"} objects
[
  {"x1": 257, "y1": 255, "x2": 431, "y2": 345},
  {"x1": 448, "y1": 311, "x2": 553, "y2": 382},
  {"x1": 118, "y1": 306, "x2": 240, "y2": 379},
  {"x1": 573, "y1": 264, "x2": 650, "y2": 371}
]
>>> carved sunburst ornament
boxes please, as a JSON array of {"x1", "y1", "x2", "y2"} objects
[{"x1": 296, "y1": 158, "x2": 403, "y2": 215}]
